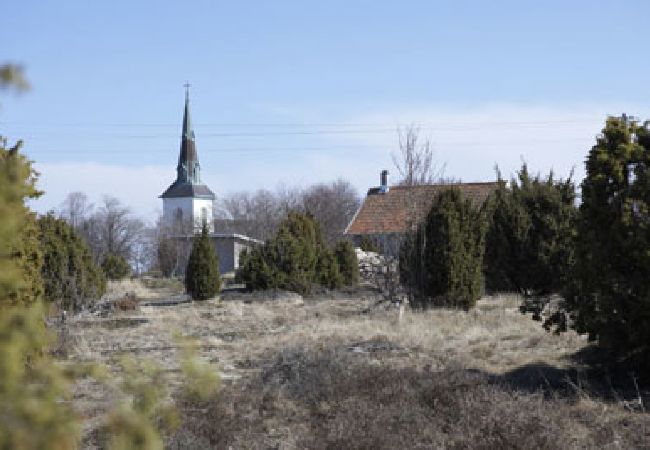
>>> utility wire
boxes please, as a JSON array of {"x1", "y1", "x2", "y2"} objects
[
  {"x1": 1, "y1": 118, "x2": 600, "y2": 129},
  {"x1": 26, "y1": 136, "x2": 593, "y2": 155}
]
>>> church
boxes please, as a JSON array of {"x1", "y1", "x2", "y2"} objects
[{"x1": 160, "y1": 86, "x2": 261, "y2": 274}]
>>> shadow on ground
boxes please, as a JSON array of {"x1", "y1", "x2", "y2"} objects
[{"x1": 488, "y1": 346, "x2": 650, "y2": 409}]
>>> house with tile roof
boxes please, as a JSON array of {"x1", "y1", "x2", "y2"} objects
[{"x1": 345, "y1": 170, "x2": 498, "y2": 254}]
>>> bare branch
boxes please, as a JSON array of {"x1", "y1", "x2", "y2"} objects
[{"x1": 392, "y1": 125, "x2": 445, "y2": 186}]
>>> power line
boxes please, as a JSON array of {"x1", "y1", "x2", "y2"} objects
[
  {"x1": 25, "y1": 135, "x2": 594, "y2": 156},
  {"x1": 3, "y1": 123, "x2": 601, "y2": 140},
  {"x1": 1, "y1": 118, "x2": 600, "y2": 129},
  {"x1": 32, "y1": 144, "x2": 396, "y2": 154}
]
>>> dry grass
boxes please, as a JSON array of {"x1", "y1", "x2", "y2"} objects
[
  {"x1": 64, "y1": 280, "x2": 650, "y2": 448},
  {"x1": 171, "y1": 346, "x2": 650, "y2": 449}
]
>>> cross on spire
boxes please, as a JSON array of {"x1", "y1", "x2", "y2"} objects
[{"x1": 183, "y1": 82, "x2": 191, "y2": 100}]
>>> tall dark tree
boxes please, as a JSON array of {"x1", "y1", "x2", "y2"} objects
[
  {"x1": 185, "y1": 223, "x2": 221, "y2": 300},
  {"x1": 400, "y1": 188, "x2": 487, "y2": 310},
  {"x1": 560, "y1": 116, "x2": 650, "y2": 363},
  {"x1": 484, "y1": 164, "x2": 577, "y2": 318}
]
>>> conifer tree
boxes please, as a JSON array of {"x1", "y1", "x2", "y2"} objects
[
  {"x1": 359, "y1": 235, "x2": 380, "y2": 253},
  {"x1": 334, "y1": 240, "x2": 360, "y2": 286},
  {"x1": 102, "y1": 253, "x2": 132, "y2": 280},
  {"x1": 560, "y1": 115, "x2": 650, "y2": 363},
  {"x1": 400, "y1": 188, "x2": 487, "y2": 310},
  {"x1": 237, "y1": 211, "x2": 346, "y2": 295},
  {"x1": 236, "y1": 247, "x2": 274, "y2": 290},
  {"x1": 0, "y1": 137, "x2": 79, "y2": 448},
  {"x1": 0, "y1": 138, "x2": 43, "y2": 306},
  {"x1": 185, "y1": 223, "x2": 221, "y2": 300},
  {"x1": 484, "y1": 164, "x2": 577, "y2": 318},
  {"x1": 39, "y1": 214, "x2": 106, "y2": 311},
  {"x1": 318, "y1": 248, "x2": 343, "y2": 290}
]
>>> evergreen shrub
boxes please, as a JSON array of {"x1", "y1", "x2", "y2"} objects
[
  {"x1": 400, "y1": 188, "x2": 487, "y2": 310},
  {"x1": 236, "y1": 211, "x2": 347, "y2": 295},
  {"x1": 0, "y1": 139, "x2": 79, "y2": 448},
  {"x1": 484, "y1": 164, "x2": 577, "y2": 318},
  {"x1": 39, "y1": 214, "x2": 106, "y2": 311},
  {"x1": 185, "y1": 224, "x2": 221, "y2": 300},
  {"x1": 334, "y1": 240, "x2": 360, "y2": 286},
  {"x1": 318, "y1": 249, "x2": 343, "y2": 290},
  {"x1": 359, "y1": 235, "x2": 380, "y2": 253},
  {"x1": 559, "y1": 116, "x2": 650, "y2": 365},
  {"x1": 0, "y1": 139, "x2": 43, "y2": 306},
  {"x1": 102, "y1": 253, "x2": 132, "y2": 280}
]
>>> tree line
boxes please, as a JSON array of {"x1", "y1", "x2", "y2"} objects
[
  {"x1": 398, "y1": 115, "x2": 650, "y2": 372},
  {"x1": 56, "y1": 179, "x2": 361, "y2": 278}
]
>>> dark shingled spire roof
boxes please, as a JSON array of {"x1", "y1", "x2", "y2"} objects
[{"x1": 161, "y1": 85, "x2": 215, "y2": 199}]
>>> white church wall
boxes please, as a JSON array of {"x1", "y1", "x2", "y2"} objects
[
  {"x1": 163, "y1": 197, "x2": 193, "y2": 227},
  {"x1": 163, "y1": 197, "x2": 214, "y2": 232},
  {"x1": 192, "y1": 198, "x2": 214, "y2": 231}
]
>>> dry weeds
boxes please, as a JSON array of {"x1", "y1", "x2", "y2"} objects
[{"x1": 63, "y1": 280, "x2": 650, "y2": 448}]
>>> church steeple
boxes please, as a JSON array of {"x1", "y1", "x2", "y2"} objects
[
  {"x1": 176, "y1": 83, "x2": 201, "y2": 185},
  {"x1": 161, "y1": 85, "x2": 215, "y2": 202},
  {"x1": 181, "y1": 83, "x2": 195, "y2": 142}
]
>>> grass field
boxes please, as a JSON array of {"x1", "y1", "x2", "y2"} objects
[{"x1": 63, "y1": 280, "x2": 650, "y2": 449}]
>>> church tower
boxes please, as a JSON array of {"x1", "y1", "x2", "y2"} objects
[{"x1": 161, "y1": 85, "x2": 215, "y2": 232}]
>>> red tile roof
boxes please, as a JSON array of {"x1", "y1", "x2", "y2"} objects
[{"x1": 345, "y1": 182, "x2": 498, "y2": 235}]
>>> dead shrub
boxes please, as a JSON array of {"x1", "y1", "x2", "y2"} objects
[{"x1": 114, "y1": 292, "x2": 138, "y2": 312}]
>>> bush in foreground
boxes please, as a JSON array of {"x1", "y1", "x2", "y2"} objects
[
  {"x1": 185, "y1": 223, "x2": 221, "y2": 300},
  {"x1": 0, "y1": 138, "x2": 79, "y2": 448},
  {"x1": 0, "y1": 139, "x2": 43, "y2": 307},
  {"x1": 400, "y1": 188, "x2": 487, "y2": 310}
]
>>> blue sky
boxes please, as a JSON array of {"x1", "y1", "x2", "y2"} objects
[{"x1": 3, "y1": 1, "x2": 650, "y2": 220}]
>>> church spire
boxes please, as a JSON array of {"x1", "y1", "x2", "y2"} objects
[
  {"x1": 182, "y1": 83, "x2": 195, "y2": 141},
  {"x1": 176, "y1": 83, "x2": 200, "y2": 184},
  {"x1": 160, "y1": 84, "x2": 215, "y2": 202}
]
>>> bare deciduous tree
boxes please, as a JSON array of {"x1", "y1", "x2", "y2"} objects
[
  {"x1": 152, "y1": 217, "x2": 192, "y2": 277},
  {"x1": 64, "y1": 195, "x2": 145, "y2": 265},
  {"x1": 214, "y1": 180, "x2": 360, "y2": 244},
  {"x1": 392, "y1": 125, "x2": 445, "y2": 186},
  {"x1": 58, "y1": 191, "x2": 93, "y2": 230},
  {"x1": 302, "y1": 179, "x2": 360, "y2": 245},
  {"x1": 94, "y1": 196, "x2": 144, "y2": 260},
  {"x1": 215, "y1": 189, "x2": 284, "y2": 240}
]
